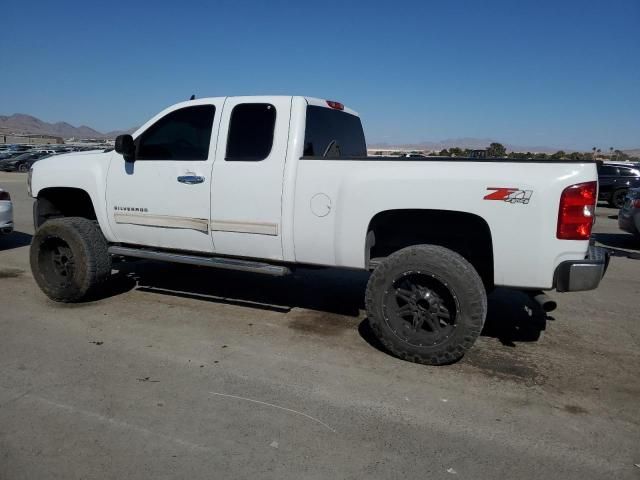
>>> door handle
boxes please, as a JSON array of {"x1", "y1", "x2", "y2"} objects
[{"x1": 177, "y1": 175, "x2": 205, "y2": 184}]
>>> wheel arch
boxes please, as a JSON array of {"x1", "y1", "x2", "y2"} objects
[
  {"x1": 35, "y1": 187, "x2": 98, "y2": 228},
  {"x1": 365, "y1": 209, "x2": 494, "y2": 288}
]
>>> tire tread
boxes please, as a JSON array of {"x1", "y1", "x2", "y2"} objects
[{"x1": 365, "y1": 244, "x2": 487, "y2": 366}]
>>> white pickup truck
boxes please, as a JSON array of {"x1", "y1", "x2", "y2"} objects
[{"x1": 27, "y1": 96, "x2": 608, "y2": 365}]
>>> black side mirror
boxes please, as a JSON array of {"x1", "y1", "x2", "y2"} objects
[{"x1": 115, "y1": 135, "x2": 135, "y2": 162}]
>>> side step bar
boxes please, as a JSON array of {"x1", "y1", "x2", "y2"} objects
[{"x1": 108, "y1": 246, "x2": 291, "y2": 276}]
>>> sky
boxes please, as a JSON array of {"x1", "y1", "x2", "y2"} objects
[{"x1": 1, "y1": 0, "x2": 638, "y2": 150}]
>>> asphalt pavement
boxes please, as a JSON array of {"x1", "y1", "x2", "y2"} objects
[{"x1": 0, "y1": 172, "x2": 638, "y2": 480}]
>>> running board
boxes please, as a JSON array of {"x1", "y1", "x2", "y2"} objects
[{"x1": 108, "y1": 246, "x2": 291, "y2": 276}]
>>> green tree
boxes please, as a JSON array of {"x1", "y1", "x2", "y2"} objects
[
  {"x1": 486, "y1": 142, "x2": 506, "y2": 158},
  {"x1": 569, "y1": 151, "x2": 587, "y2": 161},
  {"x1": 550, "y1": 150, "x2": 566, "y2": 159},
  {"x1": 448, "y1": 147, "x2": 464, "y2": 157},
  {"x1": 439, "y1": 148, "x2": 450, "y2": 156}
]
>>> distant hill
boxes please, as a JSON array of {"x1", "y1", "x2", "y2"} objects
[
  {"x1": 103, "y1": 127, "x2": 138, "y2": 138},
  {"x1": 0, "y1": 113, "x2": 136, "y2": 139},
  {"x1": 623, "y1": 148, "x2": 640, "y2": 158}
]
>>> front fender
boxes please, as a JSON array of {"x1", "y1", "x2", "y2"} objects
[{"x1": 30, "y1": 151, "x2": 116, "y2": 242}]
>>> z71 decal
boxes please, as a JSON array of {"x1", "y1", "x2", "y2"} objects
[{"x1": 484, "y1": 187, "x2": 533, "y2": 204}]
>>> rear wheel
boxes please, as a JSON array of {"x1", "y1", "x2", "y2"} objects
[
  {"x1": 609, "y1": 189, "x2": 627, "y2": 209},
  {"x1": 17, "y1": 163, "x2": 29, "y2": 173},
  {"x1": 30, "y1": 217, "x2": 111, "y2": 302},
  {"x1": 365, "y1": 245, "x2": 487, "y2": 365}
]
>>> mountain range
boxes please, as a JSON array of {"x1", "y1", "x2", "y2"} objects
[
  {"x1": 1, "y1": 113, "x2": 637, "y2": 155},
  {"x1": 0, "y1": 113, "x2": 135, "y2": 140}
]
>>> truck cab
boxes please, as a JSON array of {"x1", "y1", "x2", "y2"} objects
[{"x1": 81, "y1": 96, "x2": 363, "y2": 262}]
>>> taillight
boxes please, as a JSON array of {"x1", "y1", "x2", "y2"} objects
[
  {"x1": 557, "y1": 181, "x2": 597, "y2": 240},
  {"x1": 0, "y1": 191, "x2": 10, "y2": 201},
  {"x1": 326, "y1": 100, "x2": 344, "y2": 110},
  {"x1": 633, "y1": 199, "x2": 640, "y2": 209}
]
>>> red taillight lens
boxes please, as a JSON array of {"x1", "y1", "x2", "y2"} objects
[
  {"x1": 557, "y1": 181, "x2": 597, "y2": 240},
  {"x1": 633, "y1": 199, "x2": 640, "y2": 209},
  {"x1": 0, "y1": 191, "x2": 10, "y2": 201},
  {"x1": 326, "y1": 100, "x2": 344, "y2": 110}
]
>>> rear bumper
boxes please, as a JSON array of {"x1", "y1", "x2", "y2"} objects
[{"x1": 554, "y1": 246, "x2": 609, "y2": 292}]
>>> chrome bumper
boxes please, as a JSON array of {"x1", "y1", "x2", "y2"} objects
[{"x1": 554, "y1": 246, "x2": 609, "y2": 292}]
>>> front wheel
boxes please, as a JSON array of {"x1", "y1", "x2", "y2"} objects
[
  {"x1": 17, "y1": 163, "x2": 29, "y2": 172},
  {"x1": 30, "y1": 217, "x2": 111, "y2": 302},
  {"x1": 365, "y1": 245, "x2": 487, "y2": 365}
]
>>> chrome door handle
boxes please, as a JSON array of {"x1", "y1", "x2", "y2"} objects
[{"x1": 177, "y1": 175, "x2": 205, "y2": 184}]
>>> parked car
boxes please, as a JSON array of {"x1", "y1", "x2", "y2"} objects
[
  {"x1": 0, "y1": 151, "x2": 52, "y2": 172},
  {"x1": 618, "y1": 187, "x2": 640, "y2": 238},
  {"x1": 28, "y1": 95, "x2": 608, "y2": 366},
  {"x1": 0, "y1": 188, "x2": 13, "y2": 234},
  {"x1": 597, "y1": 162, "x2": 640, "y2": 208}
]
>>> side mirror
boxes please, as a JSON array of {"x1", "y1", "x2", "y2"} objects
[{"x1": 115, "y1": 135, "x2": 135, "y2": 162}]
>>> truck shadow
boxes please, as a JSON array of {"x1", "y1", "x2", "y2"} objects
[
  {"x1": 0, "y1": 231, "x2": 32, "y2": 251},
  {"x1": 106, "y1": 260, "x2": 548, "y2": 352},
  {"x1": 108, "y1": 260, "x2": 368, "y2": 316}
]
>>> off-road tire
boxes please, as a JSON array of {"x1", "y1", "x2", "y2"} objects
[
  {"x1": 609, "y1": 189, "x2": 627, "y2": 209},
  {"x1": 30, "y1": 217, "x2": 111, "y2": 302},
  {"x1": 365, "y1": 245, "x2": 487, "y2": 365}
]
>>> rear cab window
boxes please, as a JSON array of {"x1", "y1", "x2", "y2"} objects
[{"x1": 303, "y1": 105, "x2": 367, "y2": 158}]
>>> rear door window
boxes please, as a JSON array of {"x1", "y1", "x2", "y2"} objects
[{"x1": 225, "y1": 103, "x2": 276, "y2": 161}]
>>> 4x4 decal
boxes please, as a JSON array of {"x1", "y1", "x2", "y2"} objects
[{"x1": 484, "y1": 187, "x2": 533, "y2": 204}]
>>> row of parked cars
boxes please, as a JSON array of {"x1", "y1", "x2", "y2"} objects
[
  {"x1": 0, "y1": 144, "x2": 107, "y2": 172},
  {"x1": 595, "y1": 161, "x2": 640, "y2": 238},
  {"x1": 597, "y1": 160, "x2": 640, "y2": 208}
]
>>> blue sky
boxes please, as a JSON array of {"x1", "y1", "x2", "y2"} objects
[{"x1": 1, "y1": 0, "x2": 638, "y2": 150}]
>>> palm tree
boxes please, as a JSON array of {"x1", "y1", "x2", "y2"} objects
[
  {"x1": 592, "y1": 147, "x2": 597, "y2": 159},
  {"x1": 610, "y1": 147, "x2": 615, "y2": 160}
]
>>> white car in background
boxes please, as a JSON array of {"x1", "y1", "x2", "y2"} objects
[{"x1": 0, "y1": 188, "x2": 14, "y2": 234}]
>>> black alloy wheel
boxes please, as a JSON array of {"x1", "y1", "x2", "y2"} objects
[
  {"x1": 38, "y1": 236, "x2": 76, "y2": 287},
  {"x1": 382, "y1": 271, "x2": 459, "y2": 348}
]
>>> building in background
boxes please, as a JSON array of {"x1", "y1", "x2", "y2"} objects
[{"x1": 0, "y1": 133, "x2": 64, "y2": 145}]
